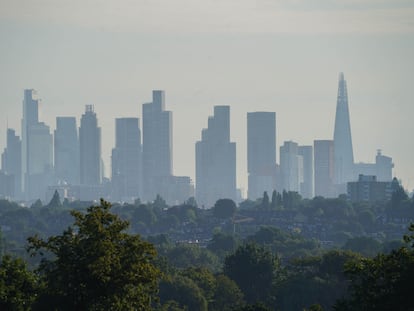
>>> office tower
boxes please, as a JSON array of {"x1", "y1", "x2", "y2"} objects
[
  {"x1": 353, "y1": 150, "x2": 394, "y2": 182},
  {"x1": 375, "y1": 150, "x2": 394, "y2": 181},
  {"x1": 27, "y1": 122, "x2": 53, "y2": 200},
  {"x1": 79, "y1": 105, "x2": 101, "y2": 185},
  {"x1": 347, "y1": 175, "x2": 394, "y2": 203},
  {"x1": 142, "y1": 90, "x2": 172, "y2": 201},
  {"x1": 21, "y1": 89, "x2": 40, "y2": 193},
  {"x1": 20, "y1": 89, "x2": 53, "y2": 200},
  {"x1": 54, "y1": 117, "x2": 79, "y2": 185},
  {"x1": 280, "y1": 141, "x2": 302, "y2": 193},
  {"x1": 111, "y1": 118, "x2": 142, "y2": 201},
  {"x1": 247, "y1": 112, "x2": 276, "y2": 200},
  {"x1": 1, "y1": 129, "x2": 22, "y2": 198},
  {"x1": 298, "y1": 145, "x2": 314, "y2": 199},
  {"x1": 196, "y1": 106, "x2": 236, "y2": 207},
  {"x1": 333, "y1": 72, "x2": 354, "y2": 186},
  {"x1": 314, "y1": 140, "x2": 335, "y2": 198}
]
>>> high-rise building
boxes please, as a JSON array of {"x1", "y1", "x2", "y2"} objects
[
  {"x1": 1, "y1": 129, "x2": 22, "y2": 198},
  {"x1": 27, "y1": 122, "x2": 53, "y2": 200},
  {"x1": 347, "y1": 175, "x2": 394, "y2": 203},
  {"x1": 196, "y1": 106, "x2": 236, "y2": 207},
  {"x1": 247, "y1": 112, "x2": 276, "y2": 200},
  {"x1": 20, "y1": 89, "x2": 54, "y2": 200},
  {"x1": 111, "y1": 118, "x2": 142, "y2": 201},
  {"x1": 280, "y1": 141, "x2": 302, "y2": 193},
  {"x1": 353, "y1": 150, "x2": 394, "y2": 182},
  {"x1": 375, "y1": 150, "x2": 394, "y2": 181},
  {"x1": 79, "y1": 105, "x2": 101, "y2": 185},
  {"x1": 54, "y1": 117, "x2": 79, "y2": 185},
  {"x1": 333, "y1": 73, "x2": 354, "y2": 187},
  {"x1": 314, "y1": 140, "x2": 335, "y2": 198},
  {"x1": 21, "y1": 89, "x2": 40, "y2": 193},
  {"x1": 298, "y1": 145, "x2": 314, "y2": 199},
  {"x1": 142, "y1": 90, "x2": 172, "y2": 201}
]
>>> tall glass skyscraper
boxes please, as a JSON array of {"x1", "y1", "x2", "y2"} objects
[
  {"x1": 112, "y1": 118, "x2": 142, "y2": 201},
  {"x1": 142, "y1": 90, "x2": 172, "y2": 201},
  {"x1": 79, "y1": 105, "x2": 101, "y2": 185},
  {"x1": 196, "y1": 106, "x2": 236, "y2": 207},
  {"x1": 55, "y1": 117, "x2": 79, "y2": 185},
  {"x1": 247, "y1": 112, "x2": 276, "y2": 200},
  {"x1": 333, "y1": 73, "x2": 354, "y2": 187}
]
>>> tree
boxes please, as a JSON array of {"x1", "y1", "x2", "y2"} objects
[
  {"x1": 224, "y1": 243, "x2": 280, "y2": 306},
  {"x1": 159, "y1": 275, "x2": 207, "y2": 311},
  {"x1": 211, "y1": 274, "x2": 244, "y2": 311},
  {"x1": 47, "y1": 190, "x2": 62, "y2": 208},
  {"x1": 334, "y1": 247, "x2": 414, "y2": 311},
  {"x1": 334, "y1": 224, "x2": 414, "y2": 311},
  {"x1": 28, "y1": 199, "x2": 160, "y2": 310},
  {"x1": 342, "y1": 237, "x2": 382, "y2": 257},
  {"x1": 0, "y1": 255, "x2": 38, "y2": 311},
  {"x1": 207, "y1": 232, "x2": 239, "y2": 257},
  {"x1": 261, "y1": 192, "x2": 270, "y2": 209},
  {"x1": 213, "y1": 199, "x2": 237, "y2": 219}
]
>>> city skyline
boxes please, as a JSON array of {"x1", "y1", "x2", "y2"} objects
[
  {"x1": 1, "y1": 0, "x2": 413, "y2": 193},
  {"x1": 0, "y1": 81, "x2": 397, "y2": 203}
]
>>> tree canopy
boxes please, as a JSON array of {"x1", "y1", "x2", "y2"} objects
[{"x1": 28, "y1": 199, "x2": 160, "y2": 311}]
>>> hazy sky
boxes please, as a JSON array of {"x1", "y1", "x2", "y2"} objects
[{"x1": 1, "y1": 0, "x2": 413, "y2": 194}]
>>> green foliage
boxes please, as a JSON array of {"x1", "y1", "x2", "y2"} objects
[
  {"x1": 342, "y1": 236, "x2": 382, "y2": 257},
  {"x1": 28, "y1": 199, "x2": 160, "y2": 310},
  {"x1": 0, "y1": 255, "x2": 38, "y2": 310},
  {"x1": 181, "y1": 267, "x2": 216, "y2": 302},
  {"x1": 277, "y1": 250, "x2": 361, "y2": 311},
  {"x1": 207, "y1": 231, "x2": 239, "y2": 258},
  {"x1": 164, "y1": 244, "x2": 219, "y2": 272},
  {"x1": 213, "y1": 199, "x2": 237, "y2": 219},
  {"x1": 246, "y1": 226, "x2": 320, "y2": 258},
  {"x1": 47, "y1": 190, "x2": 62, "y2": 208},
  {"x1": 334, "y1": 247, "x2": 414, "y2": 311},
  {"x1": 224, "y1": 243, "x2": 280, "y2": 306},
  {"x1": 211, "y1": 274, "x2": 244, "y2": 311},
  {"x1": 30, "y1": 199, "x2": 43, "y2": 209},
  {"x1": 261, "y1": 192, "x2": 270, "y2": 209},
  {"x1": 159, "y1": 275, "x2": 208, "y2": 311}
]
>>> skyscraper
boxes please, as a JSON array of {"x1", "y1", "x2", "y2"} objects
[
  {"x1": 298, "y1": 145, "x2": 314, "y2": 199},
  {"x1": 111, "y1": 118, "x2": 142, "y2": 201},
  {"x1": 333, "y1": 72, "x2": 354, "y2": 187},
  {"x1": 79, "y1": 105, "x2": 101, "y2": 185},
  {"x1": 54, "y1": 117, "x2": 79, "y2": 185},
  {"x1": 142, "y1": 90, "x2": 172, "y2": 201},
  {"x1": 280, "y1": 141, "x2": 302, "y2": 193},
  {"x1": 21, "y1": 89, "x2": 39, "y2": 193},
  {"x1": 196, "y1": 106, "x2": 236, "y2": 207},
  {"x1": 314, "y1": 140, "x2": 335, "y2": 198},
  {"x1": 27, "y1": 122, "x2": 53, "y2": 200},
  {"x1": 247, "y1": 112, "x2": 276, "y2": 200},
  {"x1": 1, "y1": 129, "x2": 22, "y2": 198}
]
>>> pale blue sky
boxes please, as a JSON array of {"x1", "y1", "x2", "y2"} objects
[{"x1": 0, "y1": 0, "x2": 413, "y2": 193}]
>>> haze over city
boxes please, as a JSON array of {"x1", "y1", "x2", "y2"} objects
[{"x1": 1, "y1": 0, "x2": 413, "y2": 197}]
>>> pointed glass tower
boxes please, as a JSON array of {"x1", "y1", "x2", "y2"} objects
[{"x1": 333, "y1": 72, "x2": 354, "y2": 185}]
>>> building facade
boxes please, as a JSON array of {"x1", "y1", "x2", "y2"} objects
[
  {"x1": 142, "y1": 90, "x2": 173, "y2": 201},
  {"x1": 79, "y1": 105, "x2": 101, "y2": 186},
  {"x1": 333, "y1": 73, "x2": 354, "y2": 188},
  {"x1": 314, "y1": 140, "x2": 335, "y2": 198},
  {"x1": 54, "y1": 117, "x2": 79, "y2": 185},
  {"x1": 247, "y1": 112, "x2": 276, "y2": 200},
  {"x1": 280, "y1": 141, "x2": 302, "y2": 193},
  {"x1": 111, "y1": 118, "x2": 142, "y2": 202},
  {"x1": 298, "y1": 145, "x2": 314, "y2": 199},
  {"x1": 196, "y1": 106, "x2": 236, "y2": 208}
]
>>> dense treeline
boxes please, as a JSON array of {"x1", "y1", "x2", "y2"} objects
[{"x1": 0, "y1": 189, "x2": 413, "y2": 310}]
